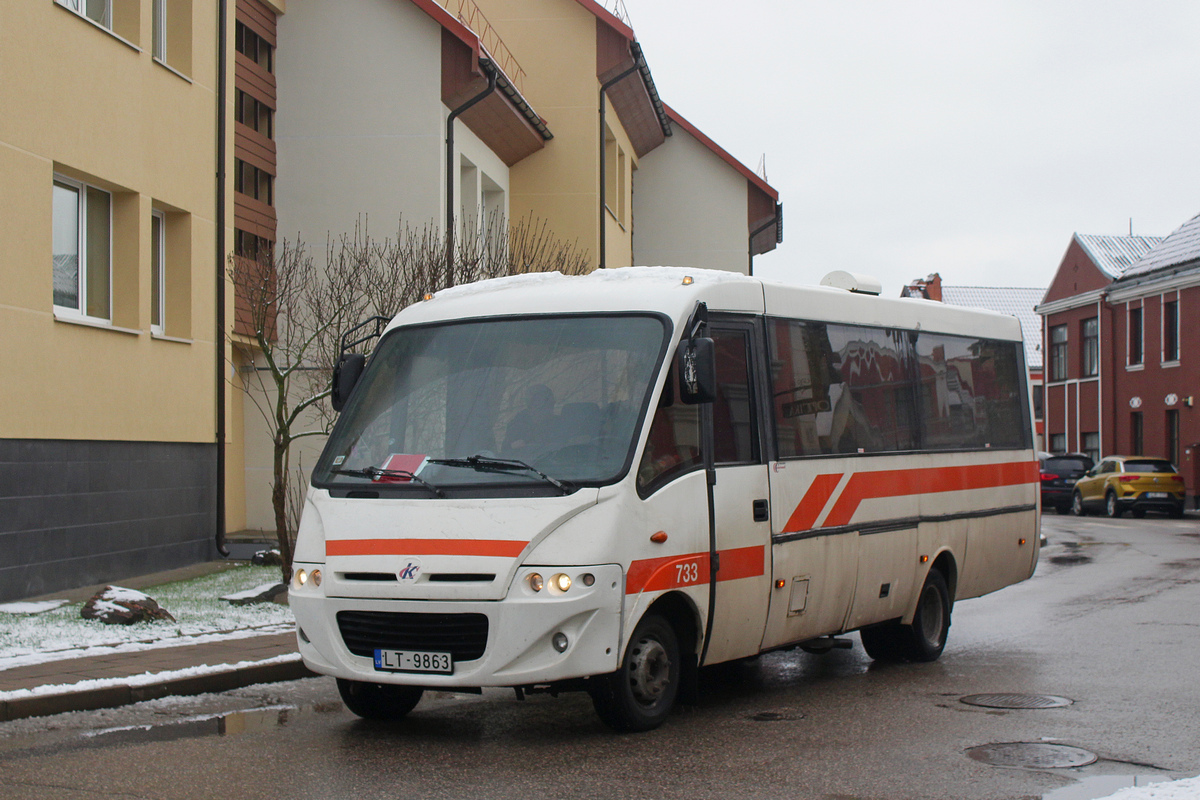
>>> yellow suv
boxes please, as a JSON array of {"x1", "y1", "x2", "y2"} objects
[{"x1": 1072, "y1": 456, "x2": 1185, "y2": 518}]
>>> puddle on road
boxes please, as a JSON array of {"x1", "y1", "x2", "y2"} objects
[
  {"x1": 1042, "y1": 774, "x2": 1172, "y2": 800},
  {"x1": 79, "y1": 702, "x2": 343, "y2": 747}
]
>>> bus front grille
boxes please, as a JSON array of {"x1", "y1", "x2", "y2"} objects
[{"x1": 336, "y1": 610, "x2": 489, "y2": 661}]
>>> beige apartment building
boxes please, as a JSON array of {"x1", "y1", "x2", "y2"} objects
[{"x1": 0, "y1": 0, "x2": 227, "y2": 601}]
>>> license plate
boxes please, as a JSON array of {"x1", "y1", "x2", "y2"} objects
[
  {"x1": 1147, "y1": 492, "x2": 1169, "y2": 499},
  {"x1": 373, "y1": 649, "x2": 453, "y2": 674}
]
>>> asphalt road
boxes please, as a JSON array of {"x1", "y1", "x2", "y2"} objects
[{"x1": 1, "y1": 512, "x2": 1198, "y2": 800}]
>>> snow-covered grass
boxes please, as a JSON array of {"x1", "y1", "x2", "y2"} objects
[{"x1": 0, "y1": 565, "x2": 294, "y2": 670}]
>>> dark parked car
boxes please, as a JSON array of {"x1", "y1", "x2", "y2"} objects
[{"x1": 1039, "y1": 453, "x2": 1094, "y2": 514}]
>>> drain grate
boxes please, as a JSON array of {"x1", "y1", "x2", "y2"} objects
[
  {"x1": 967, "y1": 742, "x2": 1097, "y2": 769},
  {"x1": 961, "y1": 693, "x2": 1073, "y2": 709}
]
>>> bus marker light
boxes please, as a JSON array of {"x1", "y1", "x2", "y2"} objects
[
  {"x1": 775, "y1": 579, "x2": 786, "y2": 589},
  {"x1": 1019, "y1": 538, "x2": 1027, "y2": 546},
  {"x1": 919, "y1": 555, "x2": 929, "y2": 564},
  {"x1": 682, "y1": 276, "x2": 694, "y2": 285},
  {"x1": 650, "y1": 531, "x2": 668, "y2": 543},
  {"x1": 422, "y1": 292, "x2": 434, "y2": 301}
]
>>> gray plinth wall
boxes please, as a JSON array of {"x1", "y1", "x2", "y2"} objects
[{"x1": 0, "y1": 439, "x2": 218, "y2": 603}]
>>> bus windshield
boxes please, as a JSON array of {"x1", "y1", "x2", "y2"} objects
[{"x1": 314, "y1": 314, "x2": 669, "y2": 492}]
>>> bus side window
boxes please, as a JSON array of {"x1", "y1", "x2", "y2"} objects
[
  {"x1": 637, "y1": 367, "x2": 702, "y2": 494},
  {"x1": 711, "y1": 329, "x2": 759, "y2": 464}
]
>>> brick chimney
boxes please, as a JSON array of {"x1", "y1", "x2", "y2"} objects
[{"x1": 902, "y1": 273, "x2": 942, "y2": 301}]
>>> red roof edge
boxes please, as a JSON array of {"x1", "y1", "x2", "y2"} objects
[
  {"x1": 664, "y1": 103, "x2": 778, "y2": 201},
  {"x1": 410, "y1": 0, "x2": 482, "y2": 63},
  {"x1": 573, "y1": 0, "x2": 636, "y2": 41}
]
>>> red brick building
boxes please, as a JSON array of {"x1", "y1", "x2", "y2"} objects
[{"x1": 1036, "y1": 217, "x2": 1200, "y2": 507}]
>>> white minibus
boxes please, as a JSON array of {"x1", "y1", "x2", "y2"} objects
[{"x1": 289, "y1": 267, "x2": 1039, "y2": 731}]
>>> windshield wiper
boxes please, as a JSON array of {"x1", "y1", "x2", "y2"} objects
[
  {"x1": 426, "y1": 455, "x2": 573, "y2": 494},
  {"x1": 331, "y1": 467, "x2": 444, "y2": 497}
]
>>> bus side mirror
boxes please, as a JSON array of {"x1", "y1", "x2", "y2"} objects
[
  {"x1": 678, "y1": 337, "x2": 716, "y2": 405},
  {"x1": 331, "y1": 353, "x2": 366, "y2": 412}
]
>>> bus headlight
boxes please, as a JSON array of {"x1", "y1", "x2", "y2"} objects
[
  {"x1": 551, "y1": 573, "x2": 572, "y2": 593},
  {"x1": 295, "y1": 569, "x2": 308, "y2": 587},
  {"x1": 528, "y1": 572, "x2": 544, "y2": 592}
]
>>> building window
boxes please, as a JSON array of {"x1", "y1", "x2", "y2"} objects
[
  {"x1": 1050, "y1": 433, "x2": 1066, "y2": 453},
  {"x1": 1128, "y1": 306, "x2": 1143, "y2": 365},
  {"x1": 1167, "y1": 410, "x2": 1180, "y2": 467},
  {"x1": 62, "y1": 0, "x2": 111, "y2": 29},
  {"x1": 1082, "y1": 432, "x2": 1100, "y2": 463},
  {"x1": 1032, "y1": 384, "x2": 1044, "y2": 421},
  {"x1": 1081, "y1": 317, "x2": 1098, "y2": 377},
  {"x1": 235, "y1": 90, "x2": 273, "y2": 138},
  {"x1": 1163, "y1": 299, "x2": 1179, "y2": 363},
  {"x1": 1131, "y1": 411, "x2": 1143, "y2": 455},
  {"x1": 234, "y1": 229, "x2": 273, "y2": 259},
  {"x1": 151, "y1": 210, "x2": 165, "y2": 334},
  {"x1": 53, "y1": 177, "x2": 111, "y2": 321},
  {"x1": 234, "y1": 159, "x2": 273, "y2": 205},
  {"x1": 1049, "y1": 324, "x2": 1068, "y2": 381},
  {"x1": 152, "y1": 0, "x2": 165, "y2": 59},
  {"x1": 235, "y1": 21, "x2": 273, "y2": 72}
]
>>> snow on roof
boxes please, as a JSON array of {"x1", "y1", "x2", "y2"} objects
[
  {"x1": 1118, "y1": 211, "x2": 1200, "y2": 280},
  {"x1": 940, "y1": 286, "x2": 1046, "y2": 369},
  {"x1": 1074, "y1": 234, "x2": 1164, "y2": 279}
]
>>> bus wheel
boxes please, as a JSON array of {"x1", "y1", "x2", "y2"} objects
[
  {"x1": 901, "y1": 570, "x2": 951, "y2": 662},
  {"x1": 859, "y1": 621, "x2": 906, "y2": 661},
  {"x1": 336, "y1": 678, "x2": 423, "y2": 720},
  {"x1": 589, "y1": 614, "x2": 680, "y2": 732}
]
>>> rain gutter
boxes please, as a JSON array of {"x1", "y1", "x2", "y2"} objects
[
  {"x1": 445, "y1": 63, "x2": 498, "y2": 287},
  {"x1": 214, "y1": 0, "x2": 229, "y2": 557}
]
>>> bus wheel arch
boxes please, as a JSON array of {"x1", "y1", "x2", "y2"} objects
[{"x1": 861, "y1": 559, "x2": 955, "y2": 663}]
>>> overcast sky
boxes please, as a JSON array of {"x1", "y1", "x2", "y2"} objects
[{"x1": 622, "y1": 0, "x2": 1200, "y2": 295}]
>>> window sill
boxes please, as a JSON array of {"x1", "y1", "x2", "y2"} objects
[
  {"x1": 1126, "y1": 363, "x2": 1144, "y2": 372},
  {"x1": 54, "y1": 312, "x2": 142, "y2": 336},
  {"x1": 151, "y1": 332, "x2": 193, "y2": 345},
  {"x1": 54, "y1": 1, "x2": 142, "y2": 53},
  {"x1": 1162, "y1": 360, "x2": 1181, "y2": 369},
  {"x1": 153, "y1": 57, "x2": 193, "y2": 84}
]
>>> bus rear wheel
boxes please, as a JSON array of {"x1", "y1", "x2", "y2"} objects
[
  {"x1": 589, "y1": 614, "x2": 680, "y2": 732},
  {"x1": 860, "y1": 570, "x2": 951, "y2": 663},
  {"x1": 336, "y1": 678, "x2": 423, "y2": 720}
]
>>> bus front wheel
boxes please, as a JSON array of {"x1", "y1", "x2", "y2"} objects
[
  {"x1": 589, "y1": 614, "x2": 680, "y2": 732},
  {"x1": 336, "y1": 678, "x2": 423, "y2": 720}
]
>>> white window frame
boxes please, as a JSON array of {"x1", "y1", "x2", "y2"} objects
[
  {"x1": 53, "y1": 175, "x2": 112, "y2": 323},
  {"x1": 1127, "y1": 302, "x2": 1144, "y2": 368},
  {"x1": 59, "y1": 0, "x2": 112, "y2": 30},
  {"x1": 152, "y1": 0, "x2": 166, "y2": 61},
  {"x1": 151, "y1": 209, "x2": 166, "y2": 335},
  {"x1": 1161, "y1": 294, "x2": 1180, "y2": 365}
]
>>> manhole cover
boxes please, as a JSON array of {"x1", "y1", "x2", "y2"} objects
[
  {"x1": 966, "y1": 742, "x2": 1097, "y2": 769},
  {"x1": 961, "y1": 693, "x2": 1073, "y2": 709}
]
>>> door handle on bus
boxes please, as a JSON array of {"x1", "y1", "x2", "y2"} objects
[{"x1": 753, "y1": 499, "x2": 769, "y2": 522}]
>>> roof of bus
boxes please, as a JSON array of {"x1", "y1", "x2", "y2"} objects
[{"x1": 390, "y1": 267, "x2": 1024, "y2": 344}]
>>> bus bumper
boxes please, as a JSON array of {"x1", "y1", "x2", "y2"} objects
[{"x1": 289, "y1": 564, "x2": 624, "y2": 687}]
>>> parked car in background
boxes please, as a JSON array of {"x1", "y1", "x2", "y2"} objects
[
  {"x1": 1039, "y1": 453, "x2": 1094, "y2": 514},
  {"x1": 1072, "y1": 456, "x2": 1186, "y2": 518}
]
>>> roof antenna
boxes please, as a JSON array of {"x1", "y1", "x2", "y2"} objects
[{"x1": 757, "y1": 154, "x2": 768, "y2": 181}]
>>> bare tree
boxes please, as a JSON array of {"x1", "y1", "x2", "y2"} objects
[{"x1": 229, "y1": 214, "x2": 590, "y2": 581}]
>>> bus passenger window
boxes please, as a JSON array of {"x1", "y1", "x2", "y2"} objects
[{"x1": 712, "y1": 329, "x2": 758, "y2": 464}]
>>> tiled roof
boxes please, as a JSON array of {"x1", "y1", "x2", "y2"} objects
[
  {"x1": 940, "y1": 286, "x2": 1047, "y2": 369},
  {"x1": 1119, "y1": 212, "x2": 1200, "y2": 280},
  {"x1": 1074, "y1": 234, "x2": 1163, "y2": 279}
]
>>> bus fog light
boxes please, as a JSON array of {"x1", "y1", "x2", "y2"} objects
[
  {"x1": 528, "y1": 572, "x2": 544, "y2": 592},
  {"x1": 552, "y1": 632, "x2": 569, "y2": 653},
  {"x1": 551, "y1": 573, "x2": 572, "y2": 592}
]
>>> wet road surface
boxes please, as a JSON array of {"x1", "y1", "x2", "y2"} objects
[{"x1": 1, "y1": 513, "x2": 1198, "y2": 799}]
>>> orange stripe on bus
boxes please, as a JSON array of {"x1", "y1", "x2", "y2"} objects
[
  {"x1": 325, "y1": 538, "x2": 529, "y2": 558},
  {"x1": 781, "y1": 473, "x2": 843, "y2": 533},
  {"x1": 627, "y1": 545, "x2": 765, "y2": 595},
  {"x1": 821, "y1": 461, "x2": 1039, "y2": 528}
]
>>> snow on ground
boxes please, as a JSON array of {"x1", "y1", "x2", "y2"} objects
[
  {"x1": 0, "y1": 565, "x2": 294, "y2": 671},
  {"x1": 1097, "y1": 775, "x2": 1200, "y2": 800}
]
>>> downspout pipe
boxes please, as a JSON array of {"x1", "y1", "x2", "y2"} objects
[
  {"x1": 214, "y1": 0, "x2": 229, "y2": 557},
  {"x1": 746, "y1": 201, "x2": 783, "y2": 276},
  {"x1": 445, "y1": 64, "x2": 498, "y2": 288},
  {"x1": 597, "y1": 56, "x2": 642, "y2": 270}
]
